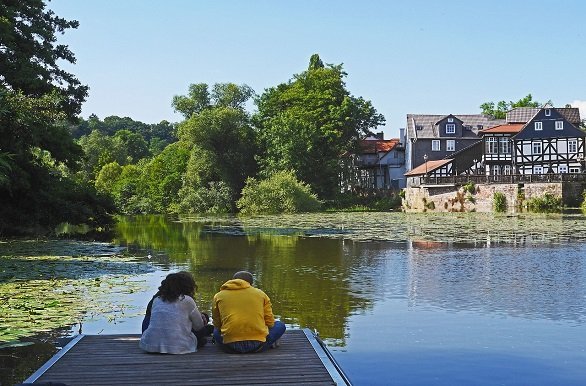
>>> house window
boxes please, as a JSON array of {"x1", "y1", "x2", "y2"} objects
[
  {"x1": 545, "y1": 109, "x2": 551, "y2": 116},
  {"x1": 532, "y1": 142, "x2": 542, "y2": 154},
  {"x1": 446, "y1": 124, "x2": 456, "y2": 134},
  {"x1": 534, "y1": 122, "x2": 543, "y2": 131},
  {"x1": 503, "y1": 165, "x2": 512, "y2": 175},
  {"x1": 491, "y1": 165, "x2": 500, "y2": 175},
  {"x1": 533, "y1": 166, "x2": 543, "y2": 174},
  {"x1": 559, "y1": 165, "x2": 568, "y2": 174},
  {"x1": 499, "y1": 137, "x2": 510, "y2": 154},
  {"x1": 570, "y1": 167, "x2": 581, "y2": 173},
  {"x1": 555, "y1": 121, "x2": 564, "y2": 130},
  {"x1": 432, "y1": 140, "x2": 440, "y2": 151},
  {"x1": 477, "y1": 125, "x2": 483, "y2": 130},
  {"x1": 569, "y1": 140, "x2": 578, "y2": 153},
  {"x1": 446, "y1": 140, "x2": 455, "y2": 151},
  {"x1": 465, "y1": 125, "x2": 472, "y2": 131},
  {"x1": 416, "y1": 125, "x2": 424, "y2": 130},
  {"x1": 486, "y1": 137, "x2": 498, "y2": 154},
  {"x1": 448, "y1": 117, "x2": 454, "y2": 123}
]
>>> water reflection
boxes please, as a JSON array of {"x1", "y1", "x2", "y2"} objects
[
  {"x1": 407, "y1": 242, "x2": 586, "y2": 323},
  {"x1": 115, "y1": 216, "x2": 383, "y2": 344}
]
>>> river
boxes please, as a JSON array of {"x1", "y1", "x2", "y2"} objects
[{"x1": 1, "y1": 212, "x2": 586, "y2": 385}]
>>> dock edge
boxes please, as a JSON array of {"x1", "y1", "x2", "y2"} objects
[
  {"x1": 302, "y1": 328, "x2": 352, "y2": 385},
  {"x1": 22, "y1": 334, "x2": 85, "y2": 384}
]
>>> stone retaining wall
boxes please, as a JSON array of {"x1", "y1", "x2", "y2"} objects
[{"x1": 403, "y1": 182, "x2": 585, "y2": 213}]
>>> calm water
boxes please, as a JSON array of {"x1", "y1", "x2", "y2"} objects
[{"x1": 2, "y1": 212, "x2": 586, "y2": 385}]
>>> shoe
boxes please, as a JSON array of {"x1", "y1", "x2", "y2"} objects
[{"x1": 270, "y1": 338, "x2": 281, "y2": 349}]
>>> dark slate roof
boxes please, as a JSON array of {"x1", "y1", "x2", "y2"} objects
[
  {"x1": 406, "y1": 114, "x2": 505, "y2": 140},
  {"x1": 506, "y1": 107, "x2": 581, "y2": 124}
]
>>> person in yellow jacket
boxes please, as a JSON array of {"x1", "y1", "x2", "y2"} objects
[{"x1": 212, "y1": 271, "x2": 286, "y2": 353}]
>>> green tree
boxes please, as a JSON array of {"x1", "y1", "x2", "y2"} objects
[
  {"x1": 237, "y1": 170, "x2": 321, "y2": 215},
  {"x1": 254, "y1": 54, "x2": 385, "y2": 199},
  {"x1": 113, "y1": 130, "x2": 150, "y2": 163},
  {"x1": 174, "y1": 83, "x2": 257, "y2": 212},
  {"x1": 480, "y1": 94, "x2": 541, "y2": 119}
]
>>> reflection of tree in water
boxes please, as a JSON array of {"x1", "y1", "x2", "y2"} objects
[
  {"x1": 115, "y1": 215, "x2": 392, "y2": 344},
  {"x1": 406, "y1": 242, "x2": 586, "y2": 323}
]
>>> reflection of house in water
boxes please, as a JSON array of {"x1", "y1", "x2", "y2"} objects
[{"x1": 406, "y1": 242, "x2": 585, "y2": 322}]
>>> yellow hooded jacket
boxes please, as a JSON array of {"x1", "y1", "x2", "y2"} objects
[{"x1": 212, "y1": 279, "x2": 275, "y2": 344}]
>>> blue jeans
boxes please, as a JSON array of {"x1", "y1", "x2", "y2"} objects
[{"x1": 213, "y1": 321, "x2": 286, "y2": 353}]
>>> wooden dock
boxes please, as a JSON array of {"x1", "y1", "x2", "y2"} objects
[{"x1": 22, "y1": 329, "x2": 351, "y2": 385}]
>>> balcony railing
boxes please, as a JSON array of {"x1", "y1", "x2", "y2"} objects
[{"x1": 420, "y1": 173, "x2": 586, "y2": 185}]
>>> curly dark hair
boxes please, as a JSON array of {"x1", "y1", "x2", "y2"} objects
[{"x1": 158, "y1": 271, "x2": 197, "y2": 302}]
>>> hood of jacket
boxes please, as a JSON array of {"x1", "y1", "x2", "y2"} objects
[{"x1": 220, "y1": 278, "x2": 252, "y2": 291}]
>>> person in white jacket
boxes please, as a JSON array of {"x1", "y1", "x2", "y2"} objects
[{"x1": 140, "y1": 271, "x2": 210, "y2": 354}]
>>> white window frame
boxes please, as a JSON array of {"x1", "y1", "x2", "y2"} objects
[
  {"x1": 446, "y1": 139, "x2": 455, "y2": 152},
  {"x1": 499, "y1": 137, "x2": 510, "y2": 154},
  {"x1": 491, "y1": 165, "x2": 500, "y2": 175},
  {"x1": 448, "y1": 117, "x2": 454, "y2": 123},
  {"x1": 570, "y1": 167, "x2": 581, "y2": 173},
  {"x1": 533, "y1": 166, "x2": 543, "y2": 174},
  {"x1": 446, "y1": 123, "x2": 456, "y2": 134},
  {"x1": 532, "y1": 142, "x2": 542, "y2": 155},
  {"x1": 545, "y1": 109, "x2": 551, "y2": 116},
  {"x1": 555, "y1": 121, "x2": 564, "y2": 130},
  {"x1": 432, "y1": 140, "x2": 440, "y2": 151},
  {"x1": 503, "y1": 165, "x2": 512, "y2": 175},
  {"x1": 534, "y1": 122, "x2": 543, "y2": 131},
  {"x1": 568, "y1": 139, "x2": 577, "y2": 153},
  {"x1": 486, "y1": 137, "x2": 498, "y2": 154},
  {"x1": 558, "y1": 165, "x2": 568, "y2": 174}
]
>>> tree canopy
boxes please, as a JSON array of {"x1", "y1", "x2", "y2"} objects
[
  {"x1": 0, "y1": 0, "x2": 113, "y2": 236},
  {"x1": 480, "y1": 94, "x2": 541, "y2": 119},
  {"x1": 174, "y1": 82, "x2": 257, "y2": 212},
  {"x1": 254, "y1": 54, "x2": 385, "y2": 199}
]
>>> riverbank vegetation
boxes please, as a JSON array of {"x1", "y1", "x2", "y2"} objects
[
  {"x1": 0, "y1": 1, "x2": 115, "y2": 237},
  {"x1": 1, "y1": 2, "x2": 390, "y2": 237},
  {"x1": 526, "y1": 193, "x2": 563, "y2": 213}
]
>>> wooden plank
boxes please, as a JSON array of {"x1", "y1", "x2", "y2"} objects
[{"x1": 27, "y1": 329, "x2": 346, "y2": 385}]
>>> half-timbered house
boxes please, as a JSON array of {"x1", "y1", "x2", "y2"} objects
[
  {"x1": 512, "y1": 107, "x2": 585, "y2": 175},
  {"x1": 339, "y1": 132, "x2": 406, "y2": 191}
]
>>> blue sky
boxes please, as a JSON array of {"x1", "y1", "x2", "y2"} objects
[{"x1": 51, "y1": 0, "x2": 586, "y2": 138}]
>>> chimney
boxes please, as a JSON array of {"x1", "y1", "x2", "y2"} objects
[
  {"x1": 399, "y1": 128, "x2": 405, "y2": 145},
  {"x1": 376, "y1": 131, "x2": 384, "y2": 140}
]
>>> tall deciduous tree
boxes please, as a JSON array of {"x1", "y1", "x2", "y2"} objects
[
  {"x1": 480, "y1": 94, "x2": 541, "y2": 119},
  {"x1": 254, "y1": 54, "x2": 385, "y2": 199},
  {"x1": 0, "y1": 0, "x2": 112, "y2": 235},
  {"x1": 173, "y1": 83, "x2": 257, "y2": 212}
]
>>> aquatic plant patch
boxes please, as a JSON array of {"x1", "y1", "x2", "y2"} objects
[{"x1": 0, "y1": 253, "x2": 153, "y2": 344}]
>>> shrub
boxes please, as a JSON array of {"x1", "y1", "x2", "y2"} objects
[
  {"x1": 493, "y1": 192, "x2": 507, "y2": 212},
  {"x1": 463, "y1": 181, "x2": 476, "y2": 195},
  {"x1": 179, "y1": 181, "x2": 233, "y2": 214},
  {"x1": 526, "y1": 193, "x2": 562, "y2": 213},
  {"x1": 237, "y1": 171, "x2": 320, "y2": 215},
  {"x1": 399, "y1": 189, "x2": 406, "y2": 199},
  {"x1": 581, "y1": 190, "x2": 586, "y2": 213}
]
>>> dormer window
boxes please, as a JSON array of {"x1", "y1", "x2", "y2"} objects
[
  {"x1": 477, "y1": 125, "x2": 483, "y2": 130},
  {"x1": 535, "y1": 122, "x2": 543, "y2": 131},
  {"x1": 545, "y1": 109, "x2": 551, "y2": 116},
  {"x1": 416, "y1": 125, "x2": 424, "y2": 130},
  {"x1": 465, "y1": 125, "x2": 472, "y2": 131},
  {"x1": 446, "y1": 123, "x2": 455, "y2": 134},
  {"x1": 555, "y1": 121, "x2": 563, "y2": 130},
  {"x1": 448, "y1": 117, "x2": 454, "y2": 123}
]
